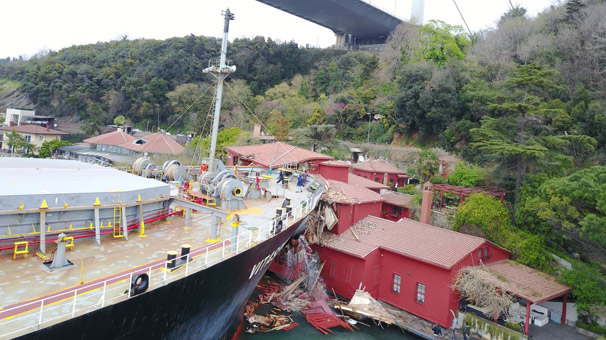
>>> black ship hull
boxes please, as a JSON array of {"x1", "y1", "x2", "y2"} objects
[{"x1": 16, "y1": 216, "x2": 310, "y2": 340}]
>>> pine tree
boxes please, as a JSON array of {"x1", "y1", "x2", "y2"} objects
[
  {"x1": 563, "y1": 0, "x2": 586, "y2": 26},
  {"x1": 470, "y1": 63, "x2": 571, "y2": 221}
]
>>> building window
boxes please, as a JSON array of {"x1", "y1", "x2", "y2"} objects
[
  {"x1": 393, "y1": 274, "x2": 401, "y2": 293},
  {"x1": 389, "y1": 178, "x2": 394, "y2": 183},
  {"x1": 375, "y1": 178, "x2": 380, "y2": 182},
  {"x1": 416, "y1": 283, "x2": 425, "y2": 303},
  {"x1": 38, "y1": 135, "x2": 44, "y2": 142},
  {"x1": 484, "y1": 247, "x2": 489, "y2": 258},
  {"x1": 330, "y1": 260, "x2": 336, "y2": 278},
  {"x1": 24, "y1": 135, "x2": 31, "y2": 142},
  {"x1": 478, "y1": 249, "x2": 482, "y2": 259},
  {"x1": 346, "y1": 265, "x2": 353, "y2": 283},
  {"x1": 390, "y1": 206, "x2": 402, "y2": 218}
]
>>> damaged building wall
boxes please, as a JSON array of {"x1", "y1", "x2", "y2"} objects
[
  {"x1": 333, "y1": 202, "x2": 382, "y2": 235},
  {"x1": 316, "y1": 247, "x2": 367, "y2": 298}
]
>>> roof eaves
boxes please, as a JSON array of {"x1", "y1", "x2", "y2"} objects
[
  {"x1": 380, "y1": 246, "x2": 454, "y2": 270},
  {"x1": 323, "y1": 244, "x2": 368, "y2": 259},
  {"x1": 360, "y1": 246, "x2": 380, "y2": 259}
]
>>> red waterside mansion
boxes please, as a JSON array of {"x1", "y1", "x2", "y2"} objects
[{"x1": 315, "y1": 216, "x2": 511, "y2": 327}]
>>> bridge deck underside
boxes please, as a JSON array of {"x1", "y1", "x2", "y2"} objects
[{"x1": 257, "y1": 0, "x2": 401, "y2": 39}]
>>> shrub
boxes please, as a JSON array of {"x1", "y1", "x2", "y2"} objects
[
  {"x1": 448, "y1": 162, "x2": 487, "y2": 187},
  {"x1": 576, "y1": 321, "x2": 606, "y2": 336},
  {"x1": 454, "y1": 194, "x2": 510, "y2": 242},
  {"x1": 430, "y1": 176, "x2": 447, "y2": 184},
  {"x1": 397, "y1": 184, "x2": 417, "y2": 195}
]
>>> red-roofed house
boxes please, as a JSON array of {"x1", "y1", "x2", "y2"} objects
[
  {"x1": 347, "y1": 173, "x2": 390, "y2": 193},
  {"x1": 324, "y1": 179, "x2": 384, "y2": 235},
  {"x1": 84, "y1": 130, "x2": 136, "y2": 147},
  {"x1": 83, "y1": 130, "x2": 184, "y2": 155},
  {"x1": 135, "y1": 132, "x2": 185, "y2": 154},
  {"x1": 226, "y1": 142, "x2": 333, "y2": 169},
  {"x1": 381, "y1": 193, "x2": 413, "y2": 221},
  {"x1": 352, "y1": 160, "x2": 408, "y2": 190},
  {"x1": 316, "y1": 216, "x2": 510, "y2": 328},
  {"x1": 0, "y1": 125, "x2": 67, "y2": 153}
]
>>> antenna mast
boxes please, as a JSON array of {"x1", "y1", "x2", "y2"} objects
[{"x1": 204, "y1": 8, "x2": 236, "y2": 172}]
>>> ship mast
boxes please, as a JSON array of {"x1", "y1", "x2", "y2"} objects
[{"x1": 204, "y1": 8, "x2": 236, "y2": 172}]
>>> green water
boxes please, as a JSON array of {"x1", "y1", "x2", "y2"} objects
[
  {"x1": 240, "y1": 317, "x2": 417, "y2": 339},
  {"x1": 240, "y1": 308, "x2": 418, "y2": 340},
  {"x1": 241, "y1": 274, "x2": 419, "y2": 340}
]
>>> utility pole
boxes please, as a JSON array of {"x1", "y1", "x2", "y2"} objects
[
  {"x1": 367, "y1": 113, "x2": 372, "y2": 143},
  {"x1": 156, "y1": 104, "x2": 160, "y2": 132}
]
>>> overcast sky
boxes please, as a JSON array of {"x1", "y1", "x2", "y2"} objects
[{"x1": 1, "y1": 0, "x2": 559, "y2": 59}]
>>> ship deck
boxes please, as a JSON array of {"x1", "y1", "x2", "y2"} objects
[{"x1": 0, "y1": 171, "x2": 319, "y2": 340}]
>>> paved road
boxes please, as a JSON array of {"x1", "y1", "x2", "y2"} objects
[{"x1": 528, "y1": 323, "x2": 593, "y2": 340}]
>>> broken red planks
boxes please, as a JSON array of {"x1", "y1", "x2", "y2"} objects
[
  {"x1": 283, "y1": 322, "x2": 299, "y2": 331},
  {"x1": 304, "y1": 312, "x2": 352, "y2": 334}
]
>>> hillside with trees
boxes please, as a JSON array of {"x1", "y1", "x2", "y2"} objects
[{"x1": 1, "y1": 0, "x2": 606, "y2": 330}]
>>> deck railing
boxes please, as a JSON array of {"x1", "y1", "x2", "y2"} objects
[{"x1": 0, "y1": 185, "x2": 322, "y2": 340}]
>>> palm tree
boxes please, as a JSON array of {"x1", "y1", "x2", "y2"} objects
[{"x1": 415, "y1": 149, "x2": 440, "y2": 182}]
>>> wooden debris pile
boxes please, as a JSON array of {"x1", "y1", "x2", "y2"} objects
[
  {"x1": 244, "y1": 280, "x2": 300, "y2": 334},
  {"x1": 246, "y1": 261, "x2": 354, "y2": 335},
  {"x1": 321, "y1": 189, "x2": 350, "y2": 205},
  {"x1": 335, "y1": 288, "x2": 397, "y2": 326}
]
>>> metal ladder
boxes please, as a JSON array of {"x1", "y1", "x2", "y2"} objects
[{"x1": 112, "y1": 194, "x2": 123, "y2": 238}]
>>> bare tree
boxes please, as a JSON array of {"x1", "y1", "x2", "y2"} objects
[{"x1": 452, "y1": 266, "x2": 515, "y2": 319}]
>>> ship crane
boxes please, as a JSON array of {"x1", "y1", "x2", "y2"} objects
[{"x1": 203, "y1": 8, "x2": 236, "y2": 174}]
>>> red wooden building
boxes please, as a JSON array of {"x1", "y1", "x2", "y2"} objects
[
  {"x1": 226, "y1": 142, "x2": 333, "y2": 169},
  {"x1": 315, "y1": 216, "x2": 510, "y2": 327},
  {"x1": 323, "y1": 179, "x2": 384, "y2": 235},
  {"x1": 380, "y1": 193, "x2": 413, "y2": 221},
  {"x1": 316, "y1": 160, "x2": 351, "y2": 183},
  {"x1": 351, "y1": 160, "x2": 408, "y2": 189}
]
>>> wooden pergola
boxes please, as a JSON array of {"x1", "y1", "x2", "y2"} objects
[
  {"x1": 467, "y1": 260, "x2": 571, "y2": 335},
  {"x1": 431, "y1": 184, "x2": 508, "y2": 207}
]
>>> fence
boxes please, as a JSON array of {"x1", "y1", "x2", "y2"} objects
[{"x1": 0, "y1": 188, "x2": 322, "y2": 340}]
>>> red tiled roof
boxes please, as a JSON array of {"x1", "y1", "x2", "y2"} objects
[
  {"x1": 470, "y1": 260, "x2": 570, "y2": 303},
  {"x1": 321, "y1": 216, "x2": 490, "y2": 268},
  {"x1": 83, "y1": 130, "x2": 136, "y2": 146},
  {"x1": 381, "y1": 193, "x2": 413, "y2": 207},
  {"x1": 227, "y1": 142, "x2": 333, "y2": 168},
  {"x1": 83, "y1": 131, "x2": 184, "y2": 154},
  {"x1": 320, "y1": 160, "x2": 352, "y2": 168},
  {"x1": 136, "y1": 133, "x2": 184, "y2": 155},
  {"x1": 352, "y1": 160, "x2": 406, "y2": 175},
  {"x1": 490, "y1": 261, "x2": 571, "y2": 302},
  {"x1": 0, "y1": 125, "x2": 67, "y2": 135},
  {"x1": 326, "y1": 179, "x2": 384, "y2": 205},
  {"x1": 347, "y1": 173, "x2": 390, "y2": 190}
]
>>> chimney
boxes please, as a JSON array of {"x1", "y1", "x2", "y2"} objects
[
  {"x1": 46, "y1": 124, "x2": 50, "y2": 132},
  {"x1": 420, "y1": 182, "x2": 433, "y2": 224},
  {"x1": 253, "y1": 124, "x2": 261, "y2": 138}
]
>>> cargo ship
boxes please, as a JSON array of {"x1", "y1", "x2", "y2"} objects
[{"x1": 0, "y1": 10, "x2": 322, "y2": 340}]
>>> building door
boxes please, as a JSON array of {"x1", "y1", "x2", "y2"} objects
[{"x1": 371, "y1": 265, "x2": 381, "y2": 296}]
